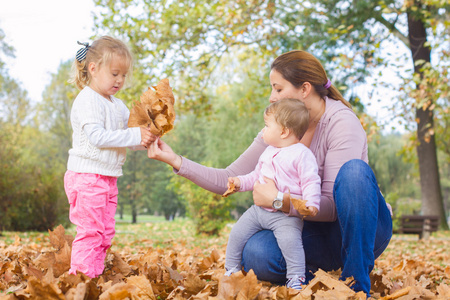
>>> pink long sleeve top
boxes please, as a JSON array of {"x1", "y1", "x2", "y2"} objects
[
  {"x1": 238, "y1": 143, "x2": 321, "y2": 212},
  {"x1": 175, "y1": 97, "x2": 368, "y2": 222}
]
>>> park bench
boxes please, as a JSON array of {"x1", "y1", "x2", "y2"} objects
[{"x1": 396, "y1": 215, "x2": 439, "y2": 239}]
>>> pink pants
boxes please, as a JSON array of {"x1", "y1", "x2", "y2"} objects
[{"x1": 64, "y1": 170, "x2": 118, "y2": 278}]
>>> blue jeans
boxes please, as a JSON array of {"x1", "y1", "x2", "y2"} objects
[{"x1": 241, "y1": 159, "x2": 392, "y2": 295}]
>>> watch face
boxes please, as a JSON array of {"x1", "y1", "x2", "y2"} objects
[{"x1": 273, "y1": 200, "x2": 283, "y2": 210}]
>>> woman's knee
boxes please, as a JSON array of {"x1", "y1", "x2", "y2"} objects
[
  {"x1": 242, "y1": 230, "x2": 280, "y2": 263},
  {"x1": 334, "y1": 159, "x2": 379, "y2": 212},
  {"x1": 336, "y1": 159, "x2": 373, "y2": 183},
  {"x1": 242, "y1": 230, "x2": 286, "y2": 284}
]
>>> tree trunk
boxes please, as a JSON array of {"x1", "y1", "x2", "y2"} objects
[
  {"x1": 130, "y1": 152, "x2": 138, "y2": 224},
  {"x1": 119, "y1": 204, "x2": 124, "y2": 219},
  {"x1": 408, "y1": 5, "x2": 448, "y2": 229}
]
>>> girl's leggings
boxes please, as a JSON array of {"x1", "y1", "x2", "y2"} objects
[{"x1": 64, "y1": 170, "x2": 118, "y2": 278}]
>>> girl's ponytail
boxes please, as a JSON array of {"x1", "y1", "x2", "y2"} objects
[{"x1": 69, "y1": 41, "x2": 90, "y2": 90}]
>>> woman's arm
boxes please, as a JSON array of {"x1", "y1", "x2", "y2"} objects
[
  {"x1": 149, "y1": 132, "x2": 268, "y2": 194},
  {"x1": 309, "y1": 110, "x2": 367, "y2": 221}
]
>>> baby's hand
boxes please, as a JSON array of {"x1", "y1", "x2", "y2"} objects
[
  {"x1": 228, "y1": 177, "x2": 241, "y2": 191},
  {"x1": 140, "y1": 127, "x2": 156, "y2": 147},
  {"x1": 306, "y1": 206, "x2": 318, "y2": 217},
  {"x1": 223, "y1": 177, "x2": 241, "y2": 197}
]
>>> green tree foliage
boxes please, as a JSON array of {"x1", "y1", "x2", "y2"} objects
[
  {"x1": 369, "y1": 134, "x2": 420, "y2": 198},
  {"x1": 368, "y1": 133, "x2": 422, "y2": 229},
  {"x1": 0, "y1": 29, "x2": 69, "y2": 231},
  {"x1": 119, "y1": 151, "x2": 150, "y2": 223},
  {"x1": 439, "y1": 151, "x2": 450, "y2": 219},
  {"x1": 162, "y1": 112, "x2": 235, "y2": 234},
  {"x1": 36, "y1": 61, "x2": 77, "y2": 171},
  {"x1": 147, "y1": 166, "x2": 186, "y2": 220},
  {"x1": 117, "y1": 149, "x2": 187, "y2": 223},
  {"x1": 0, "y1": 124, "x2": 23, "y2": 231},
  {"x1": 94, "y1": 0, "x2": 449, "y2": 229},
  {"x1": 175, "y1": 177, "x2": 233, "y2": 235}
]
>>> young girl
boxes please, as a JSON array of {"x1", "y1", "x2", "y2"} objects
[
  {"x1": 224, "y1": 98, "x2": 321, "y2": 290},
  {"x1": 65, "y1": 36, "x2": 152, "y2": 278}
]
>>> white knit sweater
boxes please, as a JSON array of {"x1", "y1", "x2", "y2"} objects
[{"x1": 67, "y1": 87, "x2": 142, "y2": 177}]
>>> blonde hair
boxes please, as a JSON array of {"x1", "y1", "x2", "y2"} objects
[
  {"x1": 69, "y1": 36, "x2": 133, "y2": 90},
  {"x1": 265, "y1": 98, "x2": 309, "y2": 140},
  {"x1": 271, "y1": 50, "x2": 351, "y2": 108}
]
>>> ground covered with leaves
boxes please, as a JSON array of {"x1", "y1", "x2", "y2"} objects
[{"x1": 0, "y1": 218, "x2": 449, "y2": 299}]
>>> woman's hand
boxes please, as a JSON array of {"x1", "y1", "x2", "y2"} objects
[
  {"x1": 252, "y1": 177, "x2": 278, "y2": 209},
  {"x1": 148, "y1": 137, "x2": 182, "y2": 170}
]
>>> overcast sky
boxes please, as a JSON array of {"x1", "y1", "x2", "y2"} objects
[{"x1": 0, "y1": 0, "x2": 96, "y2": 103}]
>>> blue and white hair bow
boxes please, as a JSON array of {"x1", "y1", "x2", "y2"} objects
[{"x1": 76, "y1": 41, "x2": 90, "y2": 62}]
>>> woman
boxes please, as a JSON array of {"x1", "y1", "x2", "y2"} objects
[{"x1": 148, "y1": 50, "x2": 393, "y2": 295}]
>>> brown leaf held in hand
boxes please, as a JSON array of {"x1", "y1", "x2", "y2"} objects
[
  {"x1": 290, "y1": 196, "x2": 313, "y2": 216},
  {"x1": 128, "y1": 78, "x2": 176, "y2": 136},
  {"x1": 222, "y1": 182, "x2": 236, "y2": 198}
]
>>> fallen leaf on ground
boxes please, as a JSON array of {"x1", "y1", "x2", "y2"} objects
[{"x1": 1, "y1": 225, "x2": 449, "y2": 299}]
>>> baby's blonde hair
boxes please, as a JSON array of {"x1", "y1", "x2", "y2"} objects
[
  {"x1": 69, "y1": 36, "x2": 133, "y2": 90},
  {"x1": 265, "y1": 98, "x2": 309, "y2": 140}
]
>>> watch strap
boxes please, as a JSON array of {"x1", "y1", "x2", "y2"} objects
[{"x1": 276, "y1": 191, "x2": 284, "y2": 201}]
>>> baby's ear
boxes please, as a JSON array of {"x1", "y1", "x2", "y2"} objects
[{"x1": 281, "y1": 127, "x2": 291, "y2": 139}]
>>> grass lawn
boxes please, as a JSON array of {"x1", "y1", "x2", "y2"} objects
[
  {"x1": 0, "y1": 216, "x2": 231, "y2": 254},
  {"x1": 1, "y1": 216, "x2": 449, "y2": 253}
]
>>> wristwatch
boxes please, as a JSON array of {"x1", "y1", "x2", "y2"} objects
[{"x1": 272, "y1": 191, "x2": 284, "y2": 210}]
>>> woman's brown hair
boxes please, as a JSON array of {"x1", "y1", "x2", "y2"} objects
[{"x1": 271, "y1": 50, "x2": 351, "y2": 108}]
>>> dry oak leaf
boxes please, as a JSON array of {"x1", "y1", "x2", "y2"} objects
[
  {"x1": 216, "y1": 269, "x2": 262, "y2": 300},
  {"x1": 190, "y1": 284, "x2": 212, "y2": 300},
  {"x1": 437, "y1": 282, "x2": 450, "y2": 298},
  {"x1": 25, "y1": 276, "x2": 65, "y2": 300},
  {"x1": 33, "y1": 226, "x2": 72, "y2": 278},
  {"x1": 106, "y1": 250, "x2": 132, "y2": 277},
  {"x1": 48, "y1": 224, "x2": 74, "y2": 250},
  {"x1": 183, "y1": 273, "x2": 207, "y2": 295},
  {"x1": 64, "y1": 282, "x2": 87, "y2": 300},
  {"x1": 98, "y1": 275, "x2": 156, "y2": 300},
  {"x1": 64, "y1": 280, "x2": 101, "y2": 300},
  {"x1": 198, "y1": 248, "x2": 221, "y2": 271},
  {"x1": 128, "y1": 78, "x2": 176, "y2": 136},
  {"x1": 163, "y1": 263, "x2": 184, "y2": 284},
  {"x1": 300, "y1": 269, "x2": 356, "y2": 299}
]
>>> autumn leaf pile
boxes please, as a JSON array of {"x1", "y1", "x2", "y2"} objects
[
  {"x1": 1, "y1": 224, "x2": 450, "y2": 299},
  {"x1": 128, "y1": 78, "x2": 176, "y2": 137}
]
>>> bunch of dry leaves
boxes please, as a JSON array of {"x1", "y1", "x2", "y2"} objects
[
  {"x1": 128, "y1": 78, "x2": 175, "y2": 137},
  {"x1": 0, "y1": 224, "x2": 449, "y2": 299}
]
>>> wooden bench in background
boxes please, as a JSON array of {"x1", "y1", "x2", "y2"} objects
[{"x1": 396, "y1": 215, "x2": 439, "y2": 239}]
